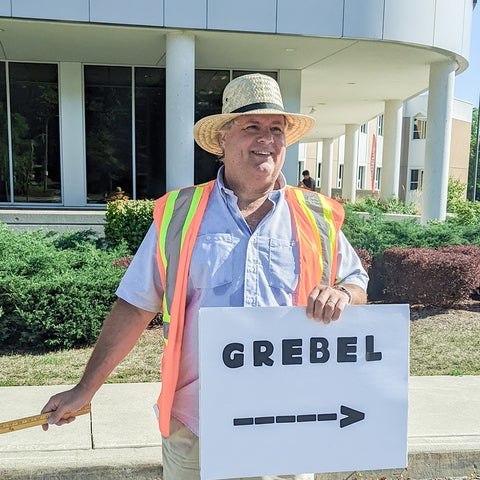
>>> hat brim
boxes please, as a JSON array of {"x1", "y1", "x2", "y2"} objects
[{"x1": 193, "y1": 110, "x2": 315, "y2": 155}]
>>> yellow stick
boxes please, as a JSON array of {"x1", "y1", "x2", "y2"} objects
[{"x1": 0, "y1": 404, "x2": 91, "y2": 434}]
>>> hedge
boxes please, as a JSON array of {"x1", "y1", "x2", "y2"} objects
[
  {"x1": 380, "y1": 245, "x2": 480, "y2": 307},
  {"x1": 0, "y1": 226, "x2": 129, "y2": 350},
  {"x1": 104, "y1": 199, "x2": 154, "y2": 254}
]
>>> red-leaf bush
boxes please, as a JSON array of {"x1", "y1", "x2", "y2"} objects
[
  {"x1": 382, "y1": 245, "x2": 480, "y2": 307},
  {"x1": 354, "y1": 247, "x2": 372, "y2": 274}
]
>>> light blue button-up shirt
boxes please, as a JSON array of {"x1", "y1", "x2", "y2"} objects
[{"x1": 116, "y1": 166, "x2": 368, "y2": 435}]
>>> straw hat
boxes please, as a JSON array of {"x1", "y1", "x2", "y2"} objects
[{"x1": 194, "y1": 73, "x2": 315, "y2": 155}]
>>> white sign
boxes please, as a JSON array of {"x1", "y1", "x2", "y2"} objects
[{"x1": 198, "y1": 304, "x2": 410, "y2": 480}]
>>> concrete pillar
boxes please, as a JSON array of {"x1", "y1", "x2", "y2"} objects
[
  {"x1": 380, "y1": 100, "x2": 403, "y2": 202},
  {"x1": 421, "y1": 60, "x2": 456, "y2": 223},
  {"x1": 59, "y1": 62, "x2": 87, "y2": 207},
  {"x1": 166, "y1": 32, "x2": 195, "y2": 190},
  {"x1": 278, "y1": 70, "x2": 302, "y2": 186},
  {"x1": 342, "y1": 125, "x2": 359, "y2": 203},
  {"x1": 321, "y1": 138, "x2": 334, "y2": 197}
]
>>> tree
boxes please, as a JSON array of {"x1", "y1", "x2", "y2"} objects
[{"x1": 467, "y1": 106, "x2": 479, "y2": 200}]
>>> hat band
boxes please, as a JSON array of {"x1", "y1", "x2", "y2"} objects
[{"x1": 230, "y1": 102, "x2": 285, "y2": 114}]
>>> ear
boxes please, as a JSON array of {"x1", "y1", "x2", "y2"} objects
[{"x1": 218, "y1": 130, "x2": 227, "y2": 150}]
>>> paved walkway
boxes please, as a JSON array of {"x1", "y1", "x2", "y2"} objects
[{"x1": 1, "y1": 377, "x2": 479, "y2": 479}]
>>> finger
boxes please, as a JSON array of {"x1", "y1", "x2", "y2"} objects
[
  {"x1": 314, "y1": 292, "x2": 348, "y2": 323},
  {"x1": 41, "y1": 396, "x2": 72, "y2": 428},
  {"x1": 326, "y1": 295, "x2": 349, "y2": 323},
  {"x1": 319, "y1": 298, "x2": 338, "y2": 324},
  {"x1": 306, "y1": 285, "x2": 330, "y2": 318}
]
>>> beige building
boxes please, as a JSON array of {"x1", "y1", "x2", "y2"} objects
[{"x1": 300, "y1": 95, "x2": 473, "y2": 206}]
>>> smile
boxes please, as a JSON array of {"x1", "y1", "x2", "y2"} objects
[{"x1": 252, "y1": 151, "x2": 273, "y2": 156}]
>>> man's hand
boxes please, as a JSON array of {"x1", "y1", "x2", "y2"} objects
[
  {"x1": 39, "y1": 299, "x2": 155, "y2": 431},
  {"x1": 41, "y1": 385, "x2": 93, "y2": 431},
  {"x1": 306, "y1": 284, "x2": 367, "y2": 323}
]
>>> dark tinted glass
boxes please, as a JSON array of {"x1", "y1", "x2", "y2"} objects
[
  {"x1": 85, "y1": 65, "x2": 132, "y2": 203},
  {"x1": 135, "y1": 67, "x2": 166, "y2": 199},
  {"x1": 194, "y1": 70, "x2": 229, "y2": 184},
  {"x1": 0, "y1": 62, "x2": 9, "y2": 202},
  {"x1": 9, "y1": 63, "x2": 60, "y2": 203}
]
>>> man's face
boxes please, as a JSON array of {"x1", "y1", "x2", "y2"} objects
[{"x1": 219, "y1": 114, "x2": 287, "y2": 191}]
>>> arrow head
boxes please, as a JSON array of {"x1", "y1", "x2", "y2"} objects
[{"x1": 340, "y1": 405, "x2": 365, "y2": 428}]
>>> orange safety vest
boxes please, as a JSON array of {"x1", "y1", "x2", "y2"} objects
[{"x1": 153, "y1": 180, "x2": 344, "y2": 436}]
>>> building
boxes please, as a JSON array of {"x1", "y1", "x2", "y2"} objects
[
  {"x1": 0, "y1": 0, "x2": 476, "y2": 227},
  {"x1": 300, "y1": 96, "x2": 473, "y2": 208},
  {"x1": 400, "y1": 96, "x2": 473, "y2": 206}
]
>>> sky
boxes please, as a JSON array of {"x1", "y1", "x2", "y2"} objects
[{"x1": 454, "y1": 7, "x2": 480, "y2": 107}]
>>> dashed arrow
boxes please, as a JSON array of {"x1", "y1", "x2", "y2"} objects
[{"x1": 233, "y1": 405, "x2": 364, "y2": 429}]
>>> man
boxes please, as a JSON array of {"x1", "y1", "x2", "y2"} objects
[
  {"x1": 42, "y1": 73, "x2": 368, "y2": 480},
  {"x1": 298, "y1": 170, "x2": 315, "y2": 190}
]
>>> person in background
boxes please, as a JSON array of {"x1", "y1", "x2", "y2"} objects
[
  {"x1": 298, "y1": 169, "x2": 315, "y2": 190},
  {"x1": 41, "y1": 73, "x2": 368, "y2": 480},
  {"x1": 106, "y1": 186, "x2": 128, "y2": 202}
]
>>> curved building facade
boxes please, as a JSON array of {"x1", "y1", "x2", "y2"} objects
[{"x1": 0, "y1": 0, "x2": 475, "y2": 222}]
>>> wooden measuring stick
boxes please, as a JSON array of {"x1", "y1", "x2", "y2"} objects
[{"x1": 0, "y1": 404, "x2": 91, "y2": 434}]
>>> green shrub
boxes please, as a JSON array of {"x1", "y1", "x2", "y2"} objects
[
  {"x1": 104, "y1": 199, "x2": 155, "y2": 254},
  {"x1": 348, "y1": 196, "x2": 418, "y2": 215},
  {"x1": 342, "y1": 209, "x2": 480, "y2": 256},
  {"x1": 0, "y1": 226, "x2": 129, "y2": 350},
  {"x1": 446, "y1": 177, "x2": 480, "y2": 223}
]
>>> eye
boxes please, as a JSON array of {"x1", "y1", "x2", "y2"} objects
[{"x1": 272, "y1": 126, "x2": 284, "y2": 134}]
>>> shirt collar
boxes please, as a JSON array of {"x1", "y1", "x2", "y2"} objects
[{"x1": 215, "y1": 165, "x2": 285, "y2": 203}]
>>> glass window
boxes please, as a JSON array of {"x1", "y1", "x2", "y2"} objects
[
  {"x1": 9, "y1": 63, "x2": 60, "y2": 203},
  {"x1": 410, "y1": 169, "x2": 423, "y2": 190},
  {"x1": 337, "y1": 164, "x2": 343, "y2": 189},
  {"x1": 135, "y1": 68, "x2": 166, "y2": 199},
  {"x1": 377, "y1": 115, "x2": 384, "y2": 136},
  {"x1": 375, "y1": 166, "x2": 381, "y2": 190},
  {"x1": 360, "y1": 123, "x2": 367, "y2": 134},
  {"x1": 194, "y1": 70, "x2": 230, "y2": 184},
  {"x1": 316, "y1": 162, "x2": 322, "y2": 187},
  {"x1": 357, "y1": 165, "x2": 365, "y2": 189},
  {"x1": 233, "y1": 71, "x2": 277, "y2": 81},
  {"x1": 413, "y1": 118, "x2": 427, "y2": 140},
  {"x1": 0, "y1": 62, "x2": 9, "y2": 202},
  {"x1": 85, "y1": 66, "x2": 132, "y2": 204}
]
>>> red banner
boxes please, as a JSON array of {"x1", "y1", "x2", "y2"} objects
[{"x1": 370, "y1": 134, "x2": 377, "y2": 193}]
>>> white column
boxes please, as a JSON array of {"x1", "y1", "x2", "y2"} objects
[
  {"x1": 342, "y1": 124, "x2": 359, "y2": 203},
  {"x1": 321, "y1": 138, "x2": 334, "y2": 197},
  {"x1": 278, "y1": 70, "x2": 302, "y2": 186},
  {"x1": 380, "y1": 100, "x2": 403, "y2": 201},
  {"x1": 421, "y1": 60, "x2": 456, "y2": 223},
  {"x1": 166, "y1": 32, "x2": 195, "y2": 191},
  {"x1": 59, "y1": 62, "x2": 86, "y2": 207}
]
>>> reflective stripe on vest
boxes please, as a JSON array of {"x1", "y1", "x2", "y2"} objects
[
  {"x1": 153, "y1": 181, "x2": 343, "y2": 436},
  {"x1": 153, "y1": 181, "x2": 214, "y2": 436},
  {"x1": 156, "y1": 185, "x2": 209, "y2": 343},
  {"x1": 284, "y1": 186, "x2": 344, "y2": 303}
]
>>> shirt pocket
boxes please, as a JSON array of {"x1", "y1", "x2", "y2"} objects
[
  {"x1": 190, "y1": 234, "x2": 239, "y2": 289},
  {"x1": 267, "y1": 238, "x2": 299, "y2": 293}
]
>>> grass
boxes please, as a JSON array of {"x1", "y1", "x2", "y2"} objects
[
  {"x1": 0, "y1": 327, "x2": 164, "y2": 387},
  {"x1": 409, "y1": 305, "x2": 480, "y2": 376},
  {"x1": 0, "y1": 305, "x2": 479, "y2": 386}
]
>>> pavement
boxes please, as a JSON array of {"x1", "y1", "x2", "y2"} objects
[{"x1": 0, "y1": 377, "x2": 479, "y2": 480}]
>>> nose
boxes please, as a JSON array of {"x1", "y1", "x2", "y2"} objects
[{"x1": 257, "y1": 127, "x2": 274, "y2": 143}]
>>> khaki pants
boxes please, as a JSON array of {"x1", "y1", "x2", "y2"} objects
[{"x1": 162, "y1": 417, "x2": 314, "y2": 480}]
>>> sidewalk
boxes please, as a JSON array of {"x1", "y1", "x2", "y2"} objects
[{"x1": 0, "y1": 377, "x2": 479, "y2": 480}]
